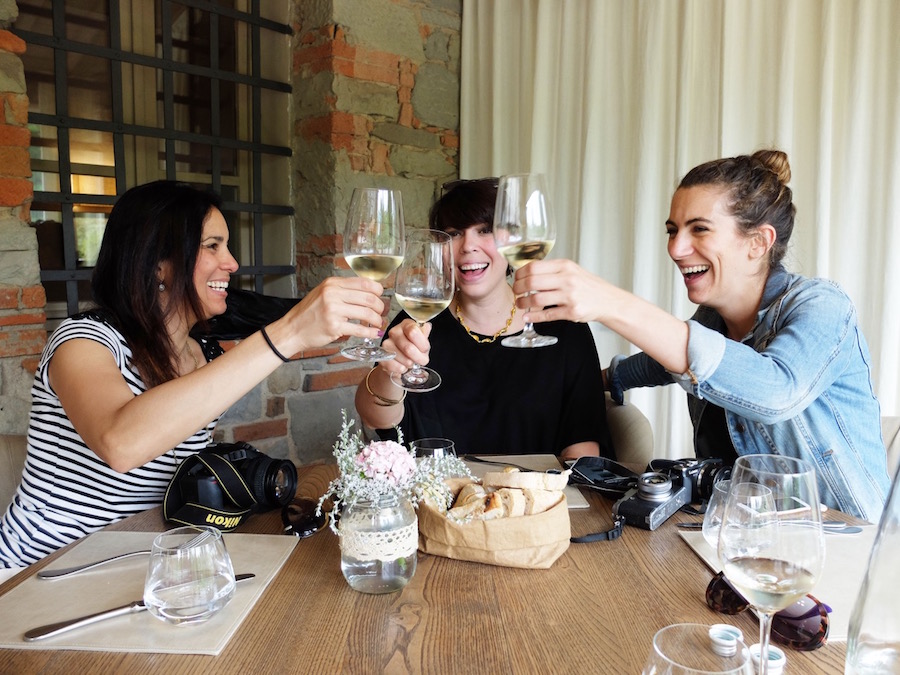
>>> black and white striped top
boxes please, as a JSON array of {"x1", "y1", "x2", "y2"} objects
[{"x1": 0, "y1": 313, "x2": 222, "y2": 568}]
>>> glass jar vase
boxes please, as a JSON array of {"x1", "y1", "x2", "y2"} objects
[{"x1": 339, "y1": 494, "x2": 417, "y2": 594}]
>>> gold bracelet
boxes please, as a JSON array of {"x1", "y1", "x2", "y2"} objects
[{"x1": 364, "y1": 366, "x2": 407, "y2": 407}]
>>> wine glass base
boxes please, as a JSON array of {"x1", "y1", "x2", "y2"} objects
[
  {"x1": 391, "y1": 368, "x2": 441, "y2": 393},
  {"x1": 501, "y1": 333, "x2": 558, "y2": 348},
  {"x1": 341, "y1": 345, "x2": 397, "y2": 362}
]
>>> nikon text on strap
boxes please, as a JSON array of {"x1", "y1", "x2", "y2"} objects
[{"x1": 163, "y1": 452, "x2": 259, "y2": 531}]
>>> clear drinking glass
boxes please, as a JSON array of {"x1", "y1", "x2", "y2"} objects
[
  {"x1": 341, "y1": 187, "x2": 405, "y2": 361},
  {"x1": 718, "y1": 455, "x2": 825, "y2": 675},
  {"x1": 410, "y1": 437, "x2": 456, "y2": 459},
  {"x1": 390, "y1": 229, "x2": 454, "y2": 391},
  {"x1": 702, "y1": 479, "x2": 731, "y2": 549},
  {"x1": 643, "y1": 623, "x2": 753, "y2": 674},
  {"x1": 493, "y1": 173, "x2": 558, "y2": 348},
  {"x1": 143, "y1": 526, "x2": 236, "y2": 625}
]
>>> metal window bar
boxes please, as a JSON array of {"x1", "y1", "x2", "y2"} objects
[{"x1": 15, "y1": 0, "x2": 294, "y2": 314}]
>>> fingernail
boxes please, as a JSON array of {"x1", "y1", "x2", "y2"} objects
[{"x1": 377, "y1": 330, "x2": 385, "y2": 337}]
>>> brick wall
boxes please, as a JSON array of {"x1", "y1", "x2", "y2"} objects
[
  {"x1": 0, "y1": 11, "x2": 43, "y2": 434},
  {"x1": 0, "y1": 0, "x2": 462, "y2": 466},
  {"x1": 205, "y1": 0, "x2": 463, "y2": 464}
]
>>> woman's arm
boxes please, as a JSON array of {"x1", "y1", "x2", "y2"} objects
[
  {"x1": 560, "y1": 441, "x2": 600, "y2": 461},
  {"x1": 512, "y1": 259, "x2": 690, "y2": 374},
  {"x1": 52, "y1": 276, "x2": 386, "y2": 472}
]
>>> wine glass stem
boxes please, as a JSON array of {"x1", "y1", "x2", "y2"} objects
[{"x1": 758, "y1": 611, "x2": 774, "y2": 675}]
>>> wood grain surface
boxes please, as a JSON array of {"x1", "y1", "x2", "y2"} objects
[{"x1": 0, "y1": 463, "x2": 852, "y2": 674}]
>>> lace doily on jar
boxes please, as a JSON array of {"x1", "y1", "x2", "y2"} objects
[{"x1": 340, "y1": 520, "x2": 418, "y2": 562}]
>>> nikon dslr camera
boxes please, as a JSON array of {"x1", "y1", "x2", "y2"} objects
[
  {"x1": 612, "y1": 458, "x2": 731, "y2": 531},
  {"x1": 179, "y1": 441, "x2": 297, "y2": 511}
]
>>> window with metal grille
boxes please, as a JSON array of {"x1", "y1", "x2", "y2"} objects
[{"x1": 14, "y1": 0, "x2": 294, "y2": 324}]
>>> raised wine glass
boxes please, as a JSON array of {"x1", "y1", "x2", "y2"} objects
[
  {"x1": 341, "y1": 187, "x2": 405, "y2": 361},
  {"x1": 717, "y1": 454, "x2": 825, "y2": 675},
  {"x1": 493, "y1": 173, "x2": 558, "y2": 348},
  {"x1": 390, "y1": 229, "x2": 454, "y2": 392}
]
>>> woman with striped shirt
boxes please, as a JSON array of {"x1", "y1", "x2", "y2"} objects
[{"x1": 0, "y1": 181, "x2": 386, "y2": 570}]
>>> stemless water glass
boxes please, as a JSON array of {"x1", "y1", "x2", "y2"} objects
[
  {"x1": 143, "y1": 526, "x2": 236, "y2": 625},
  {"x1": 493, "y1": 173, "x2": 558, "y2": 348},
  {"x1": 643, "y1": 623, "x2": 753, "y2": 674},
  {"x1": 410, "y1": 437, "x2": 456, "y2": 459},
  {"x1": 391, "y1": 229, "x2": 454, "y2": 392},
  {"x1": 702, "y1": 479, "x2": 731, "y2": 549},
  {"x1": 341, "y1": 187, "x2": 405, "y2": 361},
  {"x1": 718, "y1": 455, "x2": 825, "y2": 675}
]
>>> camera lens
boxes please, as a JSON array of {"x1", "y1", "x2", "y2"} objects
[
  {"x1": 637, "y1": 471, "x2": 673, "y2": 502},
  {"x1": 244, "y1": 456, "x2": 298, "y2": 508}
]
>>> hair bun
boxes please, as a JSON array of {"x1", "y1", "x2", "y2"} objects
[{"x1": 753, "y1": 149, "x2": 791, "y2": 185}]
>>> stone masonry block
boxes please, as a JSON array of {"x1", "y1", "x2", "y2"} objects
[
  {"x1": 410, "y1": 62, "x2": 458, "y2": 129},
  {"x1": 389, "y1": 145, "x2": 454, "y2": 178},
  {"x1": 287, "y1": 387, "x2": 360, "y2": 464},
  {"x1": 334, "y1": 76, "x2": 399, "y2": 118},
  {"x1": 334, "y1": 0, "x2": 424, "y2": 63},
  {"x1": 371, "y1": 122, "x2": 440, "y2": 150},
  {"x1": 0, "y1": 52, "x2": 24, "y2": 93}
]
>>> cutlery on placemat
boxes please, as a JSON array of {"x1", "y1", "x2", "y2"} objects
[
  {"x1": 676, "y1": 521, "x2": 864, "y2": 534},
  {"x1": 23, "y1": 573, "x2": 255, "y2": 641},
  {"x1": 37, "y1": 550, "x2": 152, "y2": 579}
]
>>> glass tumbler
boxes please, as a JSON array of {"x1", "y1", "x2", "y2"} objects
[
  {"x1": 143, "y1": 526, "x2": 236, "y2": 625},
  {"x1": 702, "y1": 479, "x2": 731, "y2": 550},
  {"x1": 643, "y1": 623, "x2": 753, "y2": 674}
]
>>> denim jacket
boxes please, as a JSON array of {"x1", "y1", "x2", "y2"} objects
[{"x1": 609, "y1": 266, "x2": 890, "y2": 522}]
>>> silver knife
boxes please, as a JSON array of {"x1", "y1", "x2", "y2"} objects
[{"x1": 23, "y1": 573, "x2": 255, "y2": 641}]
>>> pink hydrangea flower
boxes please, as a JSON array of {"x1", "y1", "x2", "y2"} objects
[{"x1": 355, "y1": 440, "x2": 416, "y2": 487}]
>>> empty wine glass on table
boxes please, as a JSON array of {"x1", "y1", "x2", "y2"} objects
[
  {"x1": 717, "y1": 455, "x2": 825, "y2": 675},
  {"x1": 390, "y1": 229, "x2": 454, "y2": 392},
  {"x1": 493, "y1": 173, "x2": 558, "y2": 348},
  {"x1": 643, "y1": 623, "x2": 753, "y2": 674},
  {"x1": 342, "y1": 187, "x2": 405, "y2": 361},
  {"x1": 702, "y1": 479, "x2": 731, "y2": 549}
]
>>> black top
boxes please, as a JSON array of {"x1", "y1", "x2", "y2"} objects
[{"x1": 376, "y1": 309, "x2": 614, "y2": 458}]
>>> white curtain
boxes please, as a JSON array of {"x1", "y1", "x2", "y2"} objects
[{"x1": 460, "y1": 0, "x2": 900, "y2": 458}]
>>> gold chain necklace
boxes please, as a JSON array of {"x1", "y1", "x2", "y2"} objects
[{"x1": 455, "y1": 294, "x2": 517, "y2": 344}]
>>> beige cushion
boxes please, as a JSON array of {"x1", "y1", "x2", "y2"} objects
[
  {"x1": 0, "y1": 435, "x2": 27, "y2": 512},
  {"x1": 883, "y1": 416, "x2": 900, "y2": 479},
  {"x1": 605, "y1": 392, "x2": 654, "y2": 467}
]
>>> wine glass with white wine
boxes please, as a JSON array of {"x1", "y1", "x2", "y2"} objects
[
  {"x1": 391, "y1": 229, "x2": 454, "y2": 392},
  {"x1": 717, "y1": 454, "x2": 825, "y2": 675},
  {"x1": 341, "y1": 187, "x2": 405, "y2": 361},
  {"x1": 493, "y1": 173, "x2": 557, "y2": 348}
]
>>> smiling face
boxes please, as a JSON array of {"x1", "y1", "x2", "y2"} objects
[
  {"x1": 444, "y1": 222, "x2": 510, "y2": 301},
  {"x1": 193, "y1": 207, "x2": 239, "y2": 320},
  {"x1": 666, "y1": 185, "x2": 770, "y2": 313}
]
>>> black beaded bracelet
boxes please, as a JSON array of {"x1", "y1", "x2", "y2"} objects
[{"x1": 261, "y1": 326, "x2": 291, "y2": 363}]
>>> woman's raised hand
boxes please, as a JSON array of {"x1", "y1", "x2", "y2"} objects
[
  {"x1": 512, "y1": 258, "x2": 610, "y2": 324},
  {"x1": 377, "y1": 319, "x2": 433, "y2": 375}
]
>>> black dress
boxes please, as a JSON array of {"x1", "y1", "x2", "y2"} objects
[{"x1": 376, "y1": 310, "x2": 614, "y2": 459}]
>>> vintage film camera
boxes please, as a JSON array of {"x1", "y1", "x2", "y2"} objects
[
  {"x1": 178, "y1": 441, "x2": 297, "y2": 511},
  {"x1": 612, "y1": 458, "x2": 731, "y2": 531}
]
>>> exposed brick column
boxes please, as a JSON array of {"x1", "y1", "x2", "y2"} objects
[{"x1": 0, "y1": 17, "x2": 43, "y2": 434}]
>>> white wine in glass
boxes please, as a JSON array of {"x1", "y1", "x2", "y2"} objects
[
  {"x1": 341, "y1": 187, "x2": 405, "y2": 361},
  {"x1": 717, "y1": 454, "x2": 825, "y2": 675},
  {"x1": 493, "y1": 173, "x2": 558, "y2": 348},
  {"x1": 391, "y1": 229, "x2": 454, "y2": 392}
]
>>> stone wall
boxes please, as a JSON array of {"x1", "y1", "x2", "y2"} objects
[
  {"x1": 214, "y1": 0, "x2": 462, "y2": 465},
  {"x1": 0, "y1": 0, "x2": 461, "y2": 465}
]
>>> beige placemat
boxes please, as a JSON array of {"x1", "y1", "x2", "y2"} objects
[
  {"x1": 0, "y1": 530, "x2": 297, "y2": 654},
  {"x1": 679, "y1": 525, "x2": 877, "y2": 641},
  {"x1": 464, "y1": 454, "x2": 590, "y2": 509}
]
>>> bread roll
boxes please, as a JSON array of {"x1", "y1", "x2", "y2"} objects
[
  {"x1": 482, "y1": 468, "x2": 571, "y2": 492},
  {"x1": 523, "y1": 488, "x2": 563, "y2": 515},
  {"x1": 455, "y1": 483, "x2": 487, "y2": 506},
  {"x1": 497, "y1": 488, "x2": 527, "y2": 517},
  {"x1": 448, "y1": 496, "x2": 486, "y2": 520},
  {"x1": 481, "y1": 491, "x2": 506, "y2": 520}
]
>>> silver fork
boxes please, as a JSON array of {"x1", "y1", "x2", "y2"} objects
[{"x1": 38, "y1": 528, "x2": 216, "y2": 579}]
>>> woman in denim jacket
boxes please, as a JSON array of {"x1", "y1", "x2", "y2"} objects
[{"x1": 512, "y1": 149, "x2": 890, "y2": 522}]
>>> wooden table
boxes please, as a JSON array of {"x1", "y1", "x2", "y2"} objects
[{"x1": 0, "y1": 464, "x2": 849, "y2": 674}]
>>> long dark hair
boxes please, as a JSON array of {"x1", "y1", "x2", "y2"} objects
[
  {"x1": 91, "y1": 181, "x2": 222, "y2": 387},
  {"x1": 679, "y1": 149, "x2": 795, "y2": 267}
]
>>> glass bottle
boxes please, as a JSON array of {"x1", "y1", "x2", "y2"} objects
[
  {"x1": 339, "y1": 494, "x2": 417, "y2": 594},
  {"x1": 845, "y1": 468, "x2": 900, "y2": 673}
]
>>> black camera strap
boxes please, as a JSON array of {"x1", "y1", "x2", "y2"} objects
[
  {"x1": 163, "y1": 451, "x2": 259, "y2": 531},
  {"x1": 570, "y1": 515, "x2": 626, "y2": 543}
]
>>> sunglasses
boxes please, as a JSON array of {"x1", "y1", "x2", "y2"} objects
[
  {"x1": 440, "y1": 177, "x2": 499, "y2": 195},
  {"x1": 705, "y1": 571, "x2": 831, "y2": 651},
  {"x1": 281, "y1": 497, "x2": 328, "y2": 538}
]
